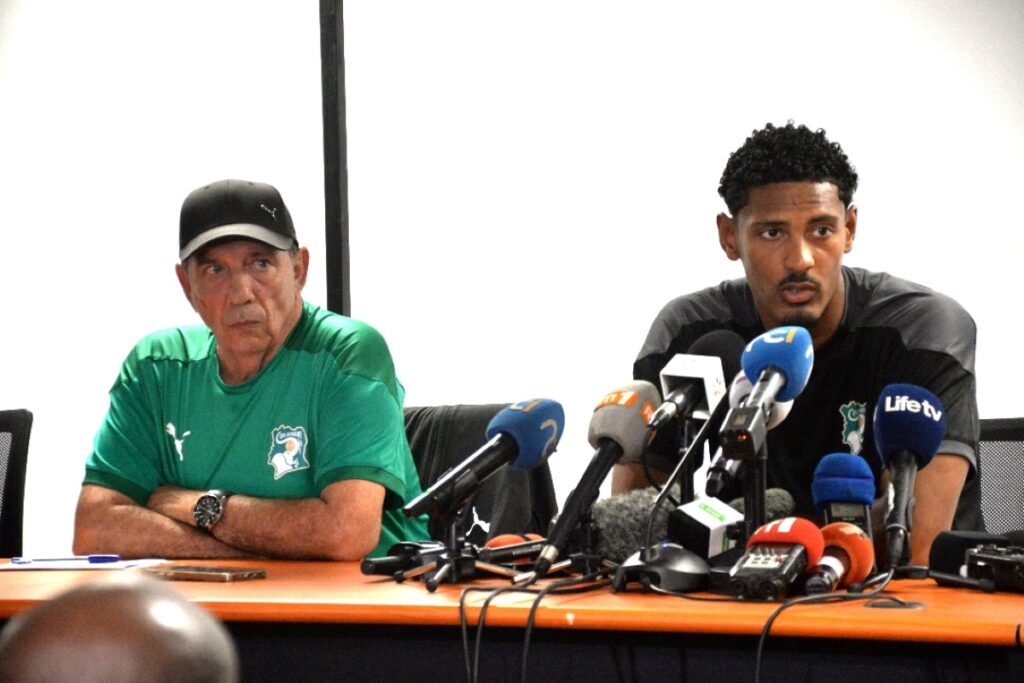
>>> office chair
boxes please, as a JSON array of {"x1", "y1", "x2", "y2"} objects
[
  {"x1": 977, "y1": 417, "x2": 1024, "y2": 535},
  {"x1": 404, "y1": 404, "x2": 558, "y2": 547},
  {"x1": 0, "y1": 409, "x2": 33, "y2": 557}
]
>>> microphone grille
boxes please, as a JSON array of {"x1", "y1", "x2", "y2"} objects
[
  {"x1": 811, "y1": 453, "x2": 875, "y2": 508},
  {"x1": 687, "y1": 329, "x2": 746, "y2": 384},
  {"x1": 821, "y1": 522, "x2": 874, "y2": 584},
  {"x1": 486, "y1": 399, "x2": 565, "y2": 470},
  {"x1": 872, "y1": 384, "x2": 945, "y2": 468},
  {"x1": 587, "y1": 380, "x2": 660, "y2": 462},
  {"x1": 748, "y1": 516, "x2": 825, "y2": 566}
]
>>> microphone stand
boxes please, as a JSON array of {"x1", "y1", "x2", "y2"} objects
[
  {"x1": 569, "y1": 506, "x2": 611, "y2": 576},
  {"x1": 395, "y1": 497, "x2": 519, "y2": 592},
  {"x1": 740, "y1": 446, "x2": 767, "y2": 543},
  {"x1": 677, "y1": 419, "x2": 698, "y2": 504},
  {"x1": 719, "y1": 386, "x2": 776, "y2": 544},
  {"x1": 611, "y1": 400, "x2": 728, "y2": 591},
  {"x1": 642, "y1": 397, "x2": 730, "y2": 556}
]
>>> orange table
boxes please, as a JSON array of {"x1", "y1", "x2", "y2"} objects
[{"x1": 3, "y1": 559, "x2": 1023, "y2": 681}]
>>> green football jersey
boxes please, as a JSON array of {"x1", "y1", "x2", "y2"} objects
[{"x1": 85, "y1": 301, "x2": 428, "y2": 557}]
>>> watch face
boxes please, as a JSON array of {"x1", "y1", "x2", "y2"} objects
[{"x1": 193, "y1": 494, "x2": 222, "y2": 528}]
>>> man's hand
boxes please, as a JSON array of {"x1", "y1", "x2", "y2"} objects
[
  {"x1": 147, "y1": 485, "x2": 204, "y2": 526},
  {"x1": 611, "y1": 462, "x2": 669, "y2": 495},
  {"x1": 73, "y1": 485, "x2": 249, "y2": 559},
  {"x1": 199, "y1": 479, "x2": 386, "y2": 561},
  {"x1": 75, "y1": 478, "x2": 388, "y2": 561}
]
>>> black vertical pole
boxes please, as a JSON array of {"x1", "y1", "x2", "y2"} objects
[{"x1": 319, "y1": 0, "x2": 351, "y2": 316}]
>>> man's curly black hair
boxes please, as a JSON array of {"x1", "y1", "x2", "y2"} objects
[{"x1": 717, "y1": 121, "x2": 859, "y2": 217}]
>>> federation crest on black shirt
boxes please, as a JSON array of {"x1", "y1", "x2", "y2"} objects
[{"x1": 839, "y1": 402, "x2": 867, "y2": 454}]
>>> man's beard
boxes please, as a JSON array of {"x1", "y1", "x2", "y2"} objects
[{"x1": 779, "y1": 312, "x2": 819, "y2": 331}]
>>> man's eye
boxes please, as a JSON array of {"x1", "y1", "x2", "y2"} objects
[
  {"x1": 761, "y1": 228, "x2": 782, "y2": 239},
  {"x1": 255, "y1": 259, "x2": 271, "y2": 268},
  {"x1": 814, "y1": 226, "x2": 834, "y2": 237}
]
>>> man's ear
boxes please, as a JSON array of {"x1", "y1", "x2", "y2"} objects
[
  {"x1": 717, "y1": 213, "x2": 741, "y2": 261},
  {"x1": 175, "y1": 263, "x2": 197, "y2": 311},
  {"x1": 844, "y1": 205, "x2": 858, "y2": 254},
  {"x1": 293, "y1": 247, "x2": 310, "y2": 290}
]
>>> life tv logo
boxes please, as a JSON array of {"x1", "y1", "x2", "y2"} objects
[{"x1": 880, "y1": 393, "x2": 944, "y2": 422}]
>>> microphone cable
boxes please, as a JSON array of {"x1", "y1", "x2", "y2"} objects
[
  {"x1": 752, "y1": 569, "x2": 909, "y2": 683},
  {"x1": 644, "y1": 565, "x2": 909, "y2": 683},
  {"x1": 456, "y1": 569, "x2": 613, "y2": 683},
  {"x1": 520, "y1": 569, "x2": 614, "y2": 683},
  {"x1": 457, "y1": 546, "x2": 916, "y2": 683},
  {"x1": 458, "y1": 583, "x2": 523, "y2": 683}
]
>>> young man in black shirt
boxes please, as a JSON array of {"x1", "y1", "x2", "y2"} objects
[{"x1": 613, "y1": 122, "x2": 980, "y2": 565}]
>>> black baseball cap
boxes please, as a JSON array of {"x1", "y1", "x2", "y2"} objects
[{"x1": 179, "y1": 179, "x2": 297, "y2": 261}]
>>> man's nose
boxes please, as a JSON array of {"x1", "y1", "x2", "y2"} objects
[
  {"x1": 784, "y1": 236, "x2": 814, "y2": 272},
  {"x1": 227, "y1": 273, "x2": 256, "y2": 304}
]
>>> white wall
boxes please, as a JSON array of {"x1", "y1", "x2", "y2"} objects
[{"x1": 2, "y1": 1, "x2": 1021, "y2": 555}]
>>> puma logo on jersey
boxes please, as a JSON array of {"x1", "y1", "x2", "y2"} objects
[{"x1": 165, "y1": 423, "x2": 191, "y2": 461}]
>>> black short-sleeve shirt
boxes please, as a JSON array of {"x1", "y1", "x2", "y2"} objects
[{"x1": 634, "y1": 266, "x2": 982, "y2": 531}]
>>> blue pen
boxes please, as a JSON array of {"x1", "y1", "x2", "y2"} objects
[{"x1": 10, "y1": 555, "x2": 121, "y2": 565}]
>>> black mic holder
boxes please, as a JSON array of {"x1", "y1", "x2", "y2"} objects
[
  {"x1": 570, "y1": 512, "x2": 612, "y2": 575},
  {"x1": 612, "y1": 399, "x2": 730, "y2": 594},
  {"x1": 360, "y1": 541, "x2": 447, "y2": 576},
  {"x1": 890, "y1": 564, "x2": 928, "y2": 580},
  {"x1": 675, "y1": 419, "x2": 702, "y2": 504},
  {"x1": 706, "y1": 452, "x2": 768, "y2": 547},
  {"x1": 740, "y1": 448, "x2": 768, "y2": 543},
  {"x1": 393, "y1": 498, "x2": 519, "y2": 592},
  {"x1": 719, "y1": 404, "x2": 768, "y2": 460},
  {"x1": 641, "y1": 398, "x2": 731, "y2": 555},
  {"x1": 718, "y1": 399, "x2": 771, "y2": 545}
]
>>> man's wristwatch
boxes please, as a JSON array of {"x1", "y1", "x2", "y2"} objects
[{"x1": 193, "y1": 489, "x2": 233, "y2": 530}]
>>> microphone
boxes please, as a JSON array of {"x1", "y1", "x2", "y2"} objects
[
  {"x1": 536, "y1": 486, "x2": 671, "y2": 566},
  {"x1": 872, "y1": 384, "x2": 946, "y2": 569},
  {"x1": 811, "y1": 453, "x2": 876, "y2": 543},
  {"x1": 477, "y1": 533, "x2": 545, "y2": 565},
  {"x1": 719, "y1": 326, "x2": 814, "y2": 460},
  {"x1": 648, "y1": 330, "x2": 746, "y2": 431},
  {"x1": 729, "y1": 516, "x2": 824, "y2": 600},
  {"x1": 360, "y1": 541, "x2": 447, "y2": 576},
  {"x1": 533, "y1": 381, "x2": 660, "y2": 578},
  {"x1": 726, "y1": 488, "x2": 797, "y2": 522},
  {"x1": 615, "y1": 374, "x2": 738, "y2": 589},
  {"x1": 804, "y1": 522, "x2": 875, "y2": 594},
  {"x1": 554, "y1": 486, "x2": 715, "y2": 592},
  {"x1": 663, "y1": 488, "x2": 793, "y2": 565},
  {"x1": 928, "y1": 530, "x2": 1008, "y2": 591},
  {"x1": 706, "y1": 369, "x2": 793, "y2": 498},
  {"x1": 589, "y1": 486, "x2": 671, "y2": 564},
  {"x1": 403, "y1": 399, "x2": 565, "y2": 519},
  {"x1": 727, "y1": 369, "x2": 794, "y2": 428},
  {"x1": 667, "y1": 496, "x2": 745, "y2": 561}
]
